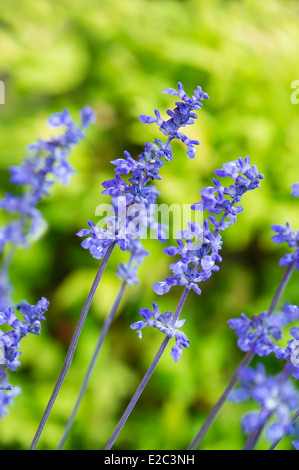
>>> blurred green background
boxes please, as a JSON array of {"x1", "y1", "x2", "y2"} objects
[{"x1": 0, "y1": 0, "x2": 299, "y2": 450}]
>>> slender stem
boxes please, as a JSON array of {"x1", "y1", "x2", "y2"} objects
[
  {"x1": 104, "y1": 286, "x2": 189, "y2": 450},
  {"x1": 187, "y1": 261, "x2": 297, "y2": 450},
  {"x1": 266, "y1": 261, "x2": 296, "y2": 318},
  {"x1": 268, "y1": 408, "x2": 299, "y2": 450},
  {"x1": 57, "y1": 279, "x2": 127, "y2": 449},
  {"x1": 29, "y1": 241, "x2": 116, "y2": 450}
]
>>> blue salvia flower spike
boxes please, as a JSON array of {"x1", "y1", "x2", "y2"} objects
[
  {"x1": 78, "y1": 82, "x2": 209, "y2": 261},
  {"x1": 0, "y1": 107, "x2": 94, "y2": 418},
  {"x1": 0, "y1": 298, "x2": 49, "y2": 416},
  {"x1": 105, "y1": 156, "x2": 263, "y2": 449},
  {"x1": 32, "y1": 83, "x2": 209, "y2": 449},
  {"x1": 152, "y1": 156, "x2": 263, "y2": 299},
  {"x1": 188, "y1": 183, "x2": 299, "y2": 450}
]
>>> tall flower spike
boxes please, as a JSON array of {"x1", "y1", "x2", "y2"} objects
[
  {"x1": 153, "y1": 156, "x2": 264, "y2": 297},
  {"x1": 0, "y1": 106, "x2": 95, "y2": 255},
  {"x1": 77, "y1": 83, "x2": 209, "y2": 260},
  {"x1": 140, "y1": 82, "x2": 209, "y2": 159},
  {"x1": 31, "y1": 84, "x2": 207, "y2": 450},
  {"x1": 105, "y1": 115, "x2": 263, "y2": 450},
  {"x1": 130, "y1": 157, "x2": 263, "y2": 363},
  {"x1": 0, "y1": 107, "x2": 95, "y2": 310}
]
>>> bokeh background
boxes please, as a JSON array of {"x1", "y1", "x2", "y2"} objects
[{"x1": 0, "y1": 0, "x2": 299, "y2": 450}]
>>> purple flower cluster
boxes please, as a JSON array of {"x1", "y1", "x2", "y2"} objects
[
  {"x1": 139, "y1": 82, "x2": 209, "y2": 159},
  {"x1": 0, "y1": 297, "x2": 49, "y2": 371},
  {"x1": 77, "y1": 83, "x2": 209, "y2": 260},
  {"x1": 0, "y1": 374, "x2": 20, "y2": 419},
  {"x1": 153, "y1": 156, "x2": 264, "y2": 296},
  {"x1": 0, "y1": 107, "x2": 94, "y2": 418},
  {"x1": 192, "y1": 156, "x2": 264, "y2": 227},
  {"x1": 130, "y1": 302, "x2": 189, "y2": 362},
  {"x1": 130, "y1": 156, "x2": 263, "y2": 362},
  {"x1": 271, "y1": 222, "x2": 299, "y2": 270},
  {"x1": 228, "y1": 303, "x2": 299, "y2": 357},
  {"x1": 0, "y1": 297, "x2": 49, "y2": 417},
  {"x1": 0, "y1": 107, "x2": 95, "y2": 254},
  {"x1": 277, "y1": 327, "x2": 299, "y2": 380},
  {"x1": 291, "y1": 183, "x2": 299, "y2": 198},
  {"x1": 230, "y1": 363, "x2": 299, "y2": 442},
  {"x1": 270, "y1": 182, "x2": 299, "y2": 270}
]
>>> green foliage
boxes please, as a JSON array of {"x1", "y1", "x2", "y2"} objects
[{"x1": 0, "y1": 0, "x2": 298, "y2": 450}]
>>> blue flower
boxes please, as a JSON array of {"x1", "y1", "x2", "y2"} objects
[
  {"x1": 229, "y1": 363, "x2": 299, "y2": 442},
  {"x1": 1, "y1": 107, "x2": 95, "y2": 258},
  {"x1": 130, "y1": 302, "x2": 189, "y2": 361},
  {"x1": 0, "y1": 297, "x2": 49, "y2": 418},
  {"x1": 0, "y1": 297, "x2": 49, "y2": 371},
  {"x1": 0, "y1": 272, "x2": 12, "y2": 311},
  {"x1": 153, "y1": 157, "x2": 263, "y2": 297},
  {"x1": 0, "y1": 375, "x2": 20, "y2": 418},
  {"x1": 79, "y1": 83, "x2": 209, "y2": 261},
  {"x1": 80, "y1": 106, "x2": 96, "y2": 129},
  {"x1": 291, "y1": 183, "x2": 299, "y2": 198},
  {"x1": 271, "y1": 222, "x2": 299, "y2": 270},
  {"x1": 139, "y1": 82, "x2": 208, "y2": 159},
  {"x1": 192, "y1": 157, "x2": 264, "y2": 224},
  {"x1": 228, "y1": 304, "x2": 299, "y2": 358}
]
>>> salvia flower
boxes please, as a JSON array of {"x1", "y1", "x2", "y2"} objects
[
  {"x1": 0, "y1": 297, "x2": 49, "y2": 371},
  {"x1": 192, "y1": 156, "x2": 264, "y2": 226},
  {"x1": 153, "y1": 157, "x2": 263, "y2": 296},
  {"x1": 0, "y1": 373, "x2": 20, "y2": 418},
  {"x1": 78, "y1": 83, "x2": 209, "y2": 261},
  {"x1": 228, "y1": 303, "x2": 299, "y2": 358},
  {"x1": 273, "y1": 327, "x2": 299, "y2": 380},
  {"x1": 271, "y1": 183, "x2": 299, "y2": 270},
  {"x1": 291, "y1": 183, "x2": 299, "y2": 198},
  {"x1": 130, "y1": 302, "x2": 189, "y2": 362},
  {"x1": 271, "y1": 222, "x2": 299, "y2": 270},
  {"x1": 0, "y1": 297, "x2": 49, "y2": 417},
  {"x1": 140, "y1": 82, "x2": 209, "y2": 159},
  {"x1": 230, "y1": 363, "x2": 299, "y2": 442},
  {"x1": 0, "y1": 107, "x2": 95, "y2": 255}
]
